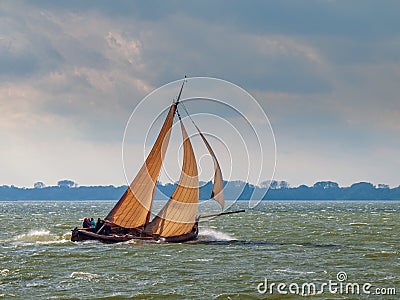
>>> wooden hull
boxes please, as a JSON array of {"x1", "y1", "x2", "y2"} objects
[{"x1": 71, "y1": 222, "x2": 198, "y2": 244}]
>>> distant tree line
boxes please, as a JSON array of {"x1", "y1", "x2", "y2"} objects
[{"x1": 0, "y1": 179, "x2": 399, "y2": 201}]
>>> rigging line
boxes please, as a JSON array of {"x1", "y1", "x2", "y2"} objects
[{"x1": 178, "y1": 100, "x2": 200, "y2": 132}]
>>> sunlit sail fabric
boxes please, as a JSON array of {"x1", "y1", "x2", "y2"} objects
[
  {"x1": 105, "y1": 103, "x2": 176, "y2": 228},
  {"x1": 145, "y1": 119, "x2": 199, "y2": 237},
  {"x1": 195, "y1": 125, "x2": 224, "y2": 210}
]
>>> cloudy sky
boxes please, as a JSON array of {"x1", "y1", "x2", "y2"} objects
[{"x1": 1, "y1": 0, "x2": 399, "y2": 188}]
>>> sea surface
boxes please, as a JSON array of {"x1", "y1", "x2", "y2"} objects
[{"x1": 0, "y1": 200, "x2": 398, "y2": 299}]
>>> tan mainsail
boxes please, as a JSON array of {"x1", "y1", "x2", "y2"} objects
[
  {"x1": 195, "y1": 125, "x2": 224, "y2": 210},
  {"x1": 144, "y1": 119, "x2": 199, "y2": 237},
  {"x1": 105, "y1": 103, "x2": 176, "y2": 228}
]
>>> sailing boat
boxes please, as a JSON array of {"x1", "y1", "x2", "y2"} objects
[{"x1": 71, "y1": 79, "x2": 243, "y2": 243}]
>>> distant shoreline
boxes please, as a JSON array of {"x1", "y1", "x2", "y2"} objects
[
  {"x1": 1, "y1": 199, "x2": 399, "y2": 202},
  {"x1": 1, "y1": 180, "x2": 399, "y2": 201}
]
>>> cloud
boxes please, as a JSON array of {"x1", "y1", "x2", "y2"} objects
[{"x1": 1, "y1": 1, "x2": 399, "y2": 187}]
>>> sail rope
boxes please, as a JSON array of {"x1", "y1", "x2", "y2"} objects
[{"x1": 177, "y1": 101, "x2": 200, "y2": 132}]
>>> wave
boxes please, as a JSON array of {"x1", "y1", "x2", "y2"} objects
[
  {"x1": 349, "y1": 222, "x2": 369, "y2": 226},
  {"x1": 13, "y1": 229, "x2": 71, "y2": 245},
  {"x1": 14, "y1": 230, "x2": 53, "y2": 241},
  {"x1": 70, "y1": 272, "x2": 101, "y2": 281},
  {"x1": 197, "y1": 228, "x2": 236, "y2": 242},
  {"x1": 273, "y1": 268, "x2": 322, "y2": 275}
]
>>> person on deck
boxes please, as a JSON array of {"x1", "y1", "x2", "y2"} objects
[
  {"x1": 95, "y1": 218, "x2": 102, "y2": 230},
  {"x1": 90, "y1": 218, "x2": 96, "y2": 228},
  {"x1": 82, "y1": 218, "x2": 91, "y2": 228},
  {"x1": 102, "y1": 220, "x2": 111, "y2": 235}
]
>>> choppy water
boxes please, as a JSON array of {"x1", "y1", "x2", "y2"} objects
[{"x1": 0, "y1": 201, "x2": 399, "y2": 299}]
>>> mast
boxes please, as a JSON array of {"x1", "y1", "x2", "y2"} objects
[
  {"x1": 175, "y1": 75, "x2": 187, "y2": 105},
  {"x1": 145, "y1": 78, "x2": 225, "y2": 237}
]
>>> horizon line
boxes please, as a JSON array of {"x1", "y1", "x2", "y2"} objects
[{"x1": 2, "y1": 179, "x2": 398, "y2": 189}]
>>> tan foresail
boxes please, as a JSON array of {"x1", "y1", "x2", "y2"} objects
[
  {"x1": 144, "y1": 119, "x2": 199, "y2": 237},
  {"x1": 105, "y1": 103, "x2": 176, "y2": 228},
  {"x1": 196, "y1": 126, "x2": 224, "y2": 210}
]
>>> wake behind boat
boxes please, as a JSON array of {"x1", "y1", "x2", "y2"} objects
[{"x1": 71, "y1": 79, "x2": 244, "y2": 244}]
